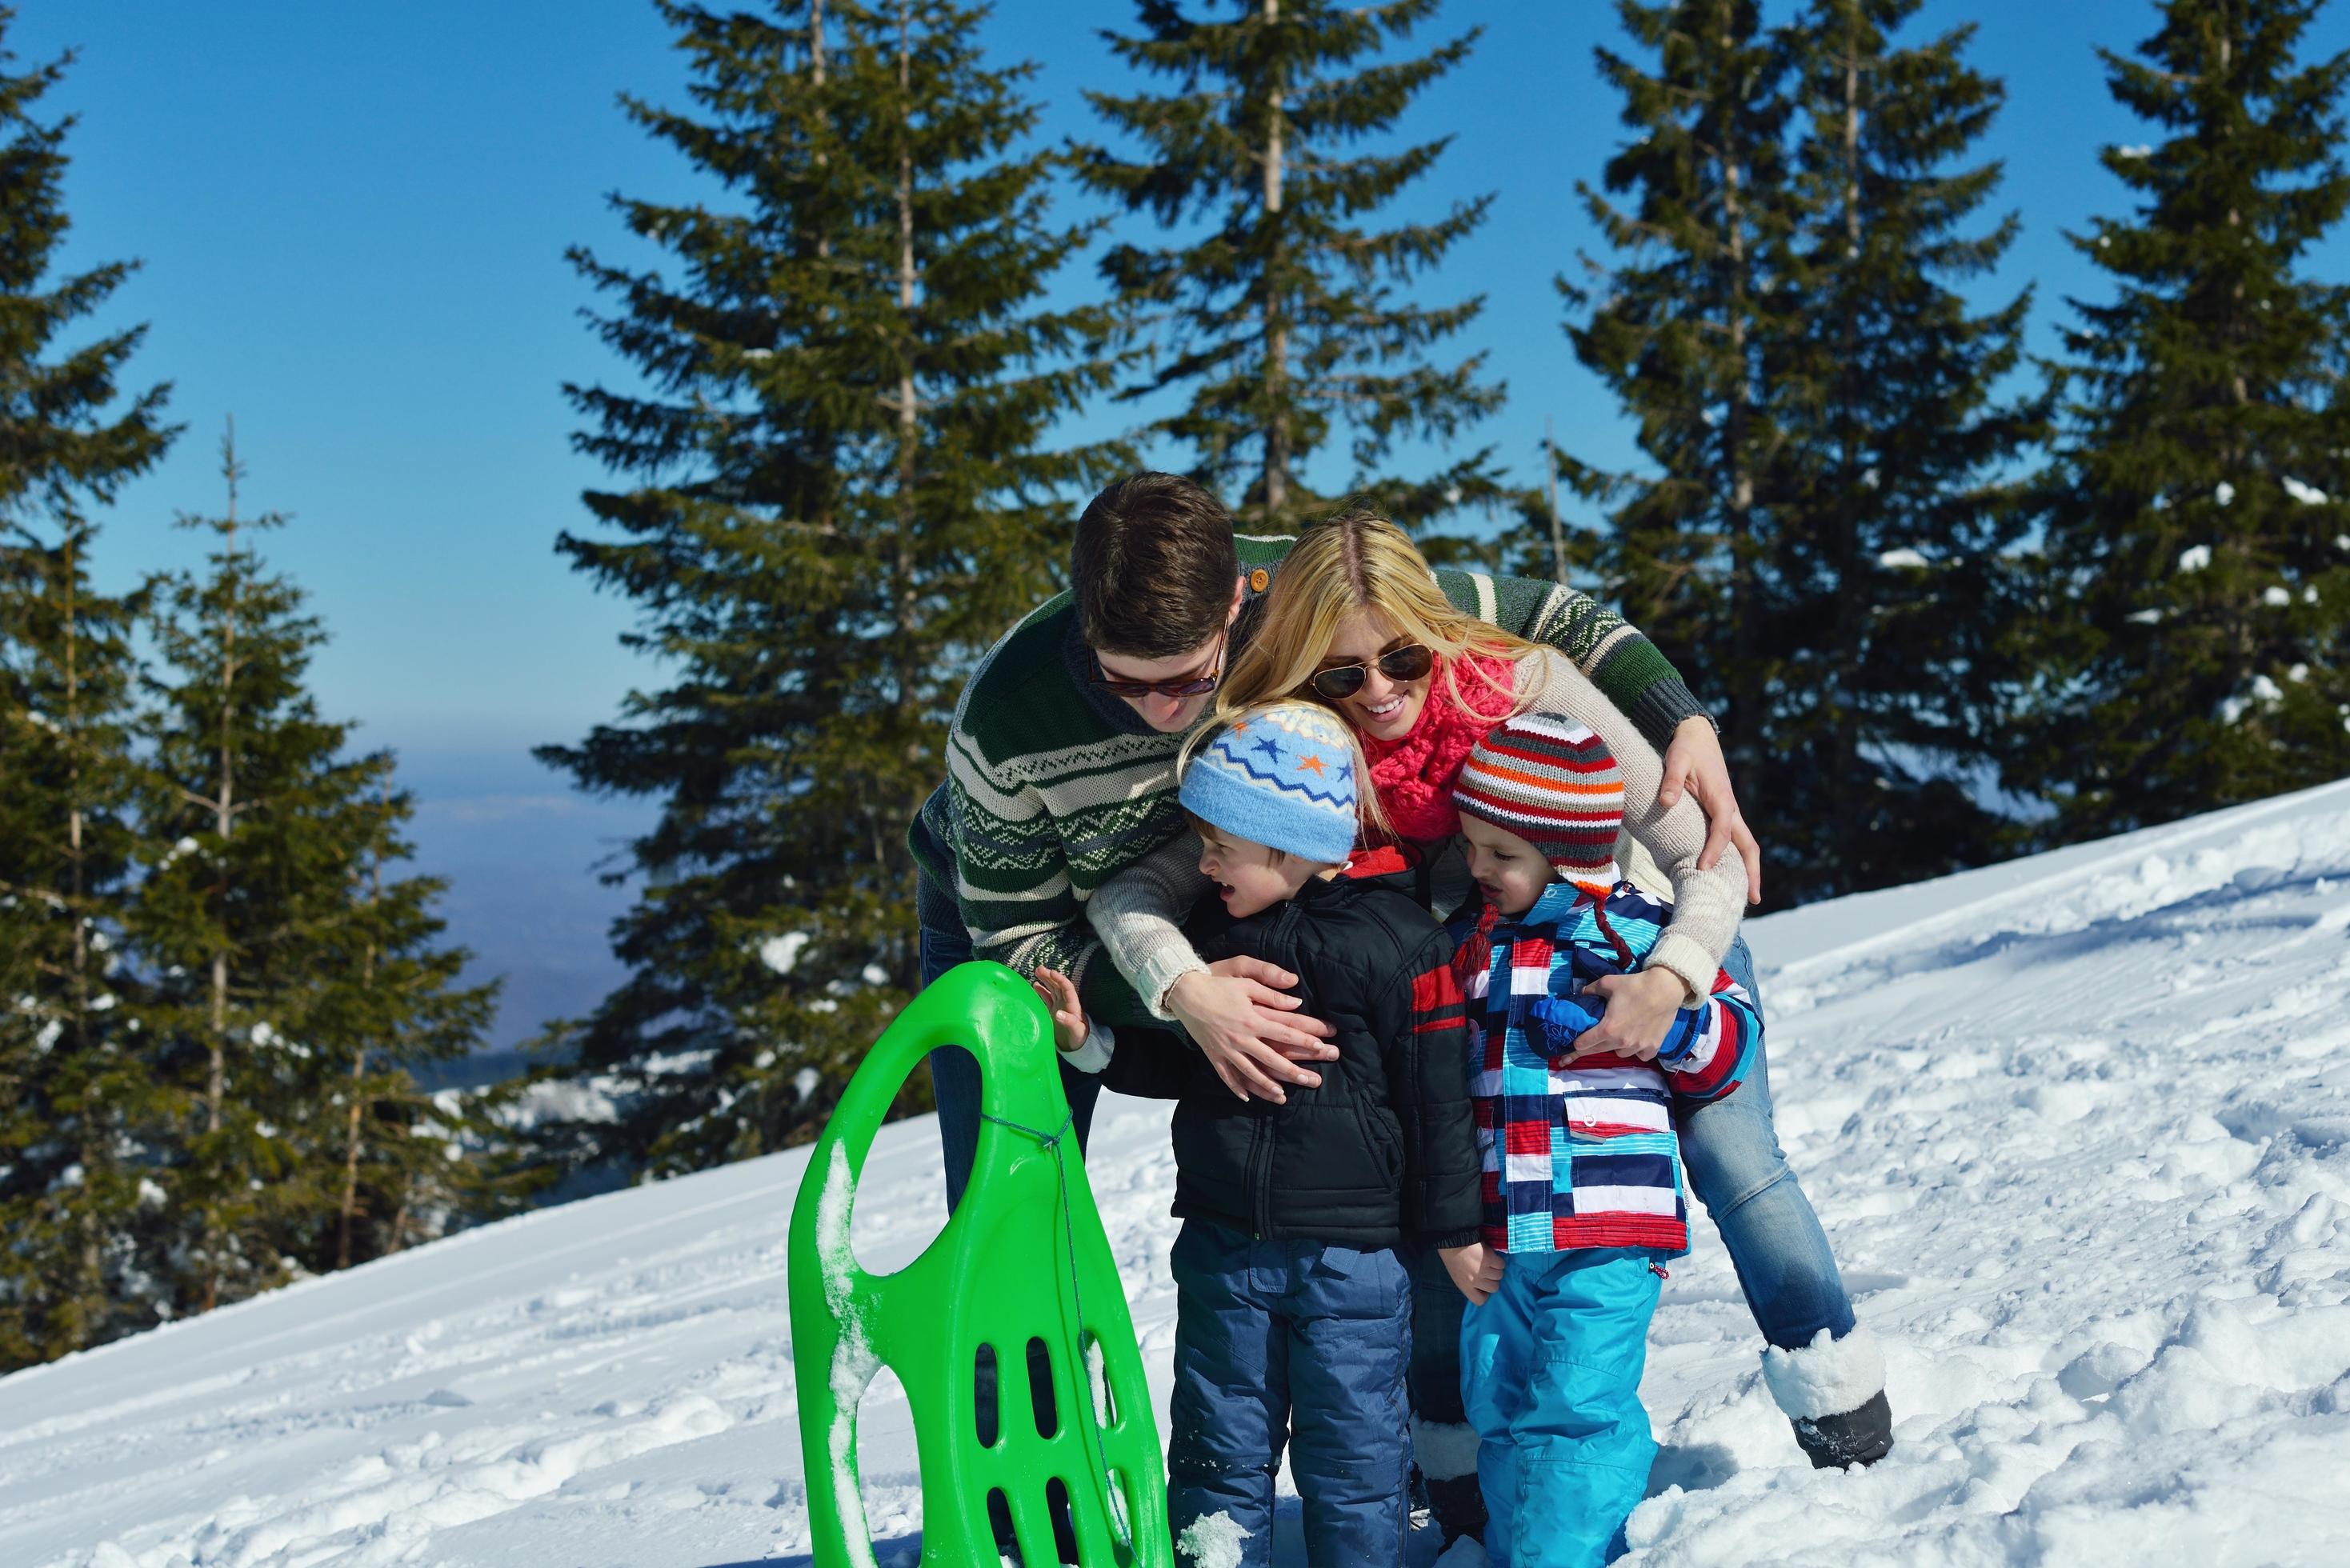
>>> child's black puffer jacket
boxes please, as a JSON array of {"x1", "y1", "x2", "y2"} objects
[{"x1": 1099, "y1": 866, "x2": 1482, "y2": 1250}]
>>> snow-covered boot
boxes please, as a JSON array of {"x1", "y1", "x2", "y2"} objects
[
  {"x1": 1413, "y1": 1416, "x2": 1487, "y2": 1542},
  {"x1": 1761, "y1": 1326, "x2": 1892, "y2": 1470}
]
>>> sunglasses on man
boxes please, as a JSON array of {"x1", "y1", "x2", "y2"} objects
[
  {"x1": 1307, "y1": 642, "x2": 1434, "y2": 701},
  {"x1": 1088, "y1": 627, "x2": 1229, "y2": 702}
]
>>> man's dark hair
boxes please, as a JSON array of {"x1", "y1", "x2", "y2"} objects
[{"x1": 1071, "y1": 472, "x2": 1238, "y2": 658}]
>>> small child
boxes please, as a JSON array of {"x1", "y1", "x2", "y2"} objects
[
  {"x1": 1440, "y1": 711, "x2": 1761, "y2": 1568},
  {"x1": 1033, "y1": 698, "x2": 1483, "y2": 1568}
]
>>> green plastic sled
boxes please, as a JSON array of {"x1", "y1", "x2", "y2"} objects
[{"x1": 787, "y1": 960, "x2": 1173, "y2": 1568}]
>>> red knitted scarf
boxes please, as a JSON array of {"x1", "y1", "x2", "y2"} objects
[{"x1": 1359, "y1": 653, "x2": 1518, "y2": 846}]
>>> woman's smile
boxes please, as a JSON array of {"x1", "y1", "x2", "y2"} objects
[{"x1": 1321, "y1": 610, "x2": 1429, "y2": 742}]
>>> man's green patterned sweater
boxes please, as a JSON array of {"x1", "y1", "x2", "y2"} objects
[{"x1": 907, "y1": 535, "x2": 1708, "y2": 1026}]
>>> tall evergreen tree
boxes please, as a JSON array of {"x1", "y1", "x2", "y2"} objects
[
  {"x1": 540, "y1": 0, "x2": 1124, "y2": 1178},
  {"x1": 0, "y1": 20, "x2": 176, "y2": 1371},
  {"x1": 137, "y1": 430, "x2": 496, "y2": 1310},
  {"x1": 1549, "y1": 1, "x2": 1796, "y2": 805},
  {"x1": 1077, "y1": 0, "x2": 1506, "y2": 534},
  {"x1": 1754, "y1": 0, "x2": 2047, "y2": 901},
  {"x1": 2020, "y1": 0, "x2": 2350, "y2": 835}
]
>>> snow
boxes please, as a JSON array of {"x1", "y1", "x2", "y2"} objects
[
  {"x1": 2264, "y1": 585, "x2": 2293, "y2": 607},
  {"x1": 2215, "y1": 481, "x2": 2236, "y2": 507},
  {"x1": 1176, "y1": 1510, "x2": 1250, "y2": 1568},
  {"x1": 816, "y1": 1144, "x2": 881, "y2": 1568},
  {"x1": 2177, "y1": 542, "x2": 2212, "y2": 572},
  {"x1": 1758, "y1": 1327, "x2": 1885, "y2": 1422},
  {"x1": 760, "y1": 931, "x2": 811, "y2": 975},
  {"x1": 1411, "y1": 1413, "x2": 1481, "y2": 1482},
  {"x1": 10, "y1": 781, "x2": 2350, "y2": 1565},
  {"x1": 2284, "y1": 476, "x2": 2329, "y2": 505},
  {"x1": 2114, "y1": 143, "x2": 2152, "y2": 159},
  {"x1": 1876, "y1": 548, "x2": 1928, "y2": 570}
]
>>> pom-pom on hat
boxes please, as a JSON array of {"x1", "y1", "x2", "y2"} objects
[
  {"x1": 1451, "y1": 711, "x2": 1624, "y2": 896},
  {"x1": 1179, "y1": 700, "x2": 1362, "y2": 865}
]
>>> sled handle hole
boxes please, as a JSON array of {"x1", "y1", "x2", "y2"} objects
[
  {"x1": 974, "y1": 1341, "x2": 1000, "y2": 1448},
  {"x1": 1027, "y1": 1334, "x2": 1059, "y2": 1439}
]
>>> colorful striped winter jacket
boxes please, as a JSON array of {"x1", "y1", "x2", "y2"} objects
[{"x1": 1449, "y1": 878, "x2": 1762, "y2": 1256}]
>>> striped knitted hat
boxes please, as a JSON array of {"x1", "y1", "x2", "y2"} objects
[
  {"x1": 1451, "y1": 711, "x2": 1624, "y2": 896},
  {"x1": 1180, "y1": 700, "x2": 1361, "y2": 864}
]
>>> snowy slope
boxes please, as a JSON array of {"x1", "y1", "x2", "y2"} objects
[{"x1": 8, "y1": 780, "x2": 2350, "y2": 1567}]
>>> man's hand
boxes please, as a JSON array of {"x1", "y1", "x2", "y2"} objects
[
  {"x1": 1659, "y1": 715, "x2": 1764, "y2": 905},
  {"x1": 1570, "y1": 968, "x2": 1688, "y2": 1062},
  {"x1": 1165, "y1": 958, "x2": 1338, "y2": 1103},
  {"x1": 1439, "y1": 1242, "x2": 1505, "y2": 1306}
]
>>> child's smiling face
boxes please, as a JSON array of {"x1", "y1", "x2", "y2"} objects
[
  {"x1": 1195, "y1": 821, "x2": 1319, "y2": 919},
  {"x1": 1458, "y1": 812, "x2": 1557, "y2": 916}
]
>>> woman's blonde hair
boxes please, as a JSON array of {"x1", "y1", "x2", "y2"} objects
[{"x1": 1215, "y1": 510, "x2": 1537, "y2": 733}]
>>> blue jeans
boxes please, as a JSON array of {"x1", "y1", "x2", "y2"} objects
[
  {"x1": 916, "y1": 870, "x2": 1102, "y2": 1213},
  {"x1": 1461, "y1": 1248, "x2": 1661, "y2": 1568},
  {"x1": 1167, "y1": 1220, "x2": 1411, "y2": 1568},
  {"x1": 1677, "y1": 934, "x2": 1857, "y2": 1350}
]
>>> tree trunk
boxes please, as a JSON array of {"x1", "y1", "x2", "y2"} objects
[
  {"x1": 1715, "y1": 15, "x2": 1762, "y2": 786},
  {"x1": 202, "y1": 422, "x2": 245, "y2": 1317},
  {"x1": 336, "y1": 809, "x2": 384, "y2": 1273},
  {"x1": 1260, "y1": 0, "x2": 1289, "y2": 519},
  {"x1": 1828, "y1": 6, "x2": 1867, "y2": 843}
]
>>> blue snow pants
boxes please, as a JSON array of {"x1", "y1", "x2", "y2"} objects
[
  {"x1": 1166, "y1": 1218, "x2": 1412, "y2": 1567},
  {"x1": 1460, "y1": 1247, "x2": 1663, "y2": 1568}
]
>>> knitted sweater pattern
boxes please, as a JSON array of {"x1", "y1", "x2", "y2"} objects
[
  {"x1": 1362, "y1": 653, "x2": 1519, "y2": 846},
  {"x1": 908, "y1": 538, "x2": 1706, "y2": 1026}
]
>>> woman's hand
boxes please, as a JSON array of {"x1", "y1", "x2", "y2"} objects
[
  {"x1": 1031, "y1": 966, "x2": 1089, "y2": 1054},
  {"x1": 1570, "y1": 968, "x2": 1689, "y2": 1062},
  {"x1": 1659, "y1": 715, "x2": 1764, "y2": 905},
  {"x1": 1440, "y1": 1242, "x2": 1505, "y2": 1306},
  {"x1": 1166, "y1": 958, "x2": 1338, "y2": 1103}
]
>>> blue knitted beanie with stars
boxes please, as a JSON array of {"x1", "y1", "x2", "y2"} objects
[{"x1": 1179, "y1": 699, "x2": 1362, "y2": 864}]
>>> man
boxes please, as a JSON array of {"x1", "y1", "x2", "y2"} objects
[{"x1": 907, "y1": 471, "x2": 1759, "y2": 1209}]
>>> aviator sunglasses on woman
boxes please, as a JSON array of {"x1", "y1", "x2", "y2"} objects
[{"x1": 1308, "y1": 642, "x2": 1434, "y2": 700}]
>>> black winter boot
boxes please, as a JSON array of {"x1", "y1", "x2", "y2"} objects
[
  {"x1": 1792, "y1": 1388, "x2": 1893, "y2": 1470},
  {"x1": 1762, "y1": 1326, "x2": 1892, "y2": 1470},
  {"x1": 1424, "y1": 1474, "x2": 1488, "y2": 1544}
]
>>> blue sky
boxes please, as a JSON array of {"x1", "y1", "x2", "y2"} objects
[{"x1": 18, "y1": 1, "x2": 2350, "y2": 1042}]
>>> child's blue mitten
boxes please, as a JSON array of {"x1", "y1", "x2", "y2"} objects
[{"x1": 1525, "y1": 991, "x2": 1607, "y2": 1059}]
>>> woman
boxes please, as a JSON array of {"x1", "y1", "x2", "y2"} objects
[{"x1": 1088, "y1": 514, "x2": 1888, "y2": 1544}]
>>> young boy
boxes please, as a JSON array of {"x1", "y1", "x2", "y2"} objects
[
  {"x1": 1033, "y1": 698, "x2": 1483, "y2": 1568},
  {"x1": 1440, "y1": 711, "x2": 1762, "y2": 1568}
]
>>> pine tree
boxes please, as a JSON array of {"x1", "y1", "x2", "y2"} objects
[
  {"x1": 540, "y1": 0, "x2": 1124, "y2": 1178},
  {"x1": 0, "y1": 21, "x2": 176, "y2": 1371},
  {"x1": 2020, "y1": 0, "x2": 2350, "y2": 835},
  {"x1": 1549, "y1": 1, "x2": 1797, "y2": 805},
  {"x1": 1751, "y1": 0, "x2": 2047, "y2": 901},
  {"x1": 304, "y1": 778, "x2": 505, "y2": 1274},
  {"x1": 1077, "y1": 0, "x2": 1507, "y2": 534},
  {"x1": 137, "y1": 429, "x2": 472, "y2": 1312}
]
